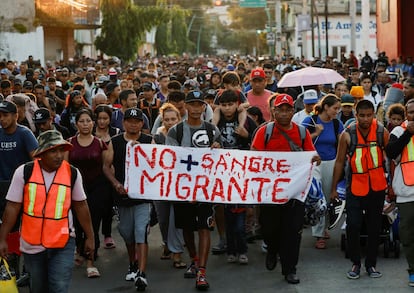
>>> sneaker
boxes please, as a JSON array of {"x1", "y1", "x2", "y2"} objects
[
  {"x1": 328, "y1": 198, "x2": 345, "y2": 230},
  {"x1": 184, "y1": 262, "x2": 197, "y2": 278},
  {"x1": 238, "y1": 254, "x2": 248, "y2": 265},
  {"x1": 261, "y1": 241, "x2": 268, "y2": 253},
  {"x1": 135, "y1": 271, "x2": 148, "y2": 291},
  {"x1": 366, "y1": 267, "x2": 382, "y2": 278},
  {"x1": 211, "y1": 239, "x2": 226, "y2": 255},
  {"x1": 195, "y1": 268, "x2": 210, "y2": 291},
  {"x1": 409, "y1": 274, "x2": 414, "y2": 287},
  {"x1": 227, "y1": 255, "x2": 237, "y2": 263},
  {"x1": 16, "y1": 271, "x2": 30, "y2": 287},
  {"x1": 346, "y1": 264, "x2": 361, "y2": 279},
  {"x1": 125, "y1": 263, "x2": 138, "y2": 281}
]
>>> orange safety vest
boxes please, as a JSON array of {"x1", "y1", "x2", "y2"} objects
[
  {"x1": 399, "y1": 121, "x2": 414, "y2": 186},
  {"x1": 349, "y1": 120, "x2": 387, "y2": 196},
  {"x1": 21, "y1": 159, "x2": 72, "y2": 248}
]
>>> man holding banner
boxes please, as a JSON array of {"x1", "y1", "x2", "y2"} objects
[
  {"x1": 102, "y1": 108, "x2": 153, "y2": 291},
  {"x1": 166, "y1": 90, "x2": 222, "y2": 291},
  {"x1": 251, "y1": 93, "x2": 320, "y2": 285}
]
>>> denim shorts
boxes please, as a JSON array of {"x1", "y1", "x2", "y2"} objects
[{"x1": 118, "y1": 203, "x2": 151, "y2": 244}]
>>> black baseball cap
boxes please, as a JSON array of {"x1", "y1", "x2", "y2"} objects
[
  {"x1": 33, "y1": 107, "x2": 51, "y2": 123},
  {"x1": 0, "y1": 101, "x2": 17, "y2": 113},
  {"x1": 23, "y1": 80, "x2": 33, "y2": 89},
  {"x1": 124, "y1": 108, "x2": 143, "y2": 120},
  {"x1": 185, "y1": 91, "x2": 206, "y2": 104}
]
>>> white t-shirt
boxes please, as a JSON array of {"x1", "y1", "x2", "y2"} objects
[{"x1": 6, "y1": 164, "x2": 86, "y2": 254}]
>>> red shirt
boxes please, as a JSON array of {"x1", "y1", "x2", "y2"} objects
[{"x1": 251, "y1": 122, "x2": 315, "y2": 152}]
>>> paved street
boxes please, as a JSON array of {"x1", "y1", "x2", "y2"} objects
[{"x1": 19, "y1": 217, "x2": 412, "y2": 293}]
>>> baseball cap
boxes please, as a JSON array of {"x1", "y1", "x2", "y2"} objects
[
  {"x1": 0, "y1": 101, "x2": 17, "y2": 113},
  {"x1": 185, "y1": 91, "x2": 205, "y2": 104},
  {"x1": 274, "y1": 94, "x2": 294, "y2": 107},
  {"x1": 23, "y1": 80, "x2": 33, "y2": 89},
  {"x1": 204, "y1": 89, "x2": 217, "y2": 99},
  {"x1": 302, "y1": 89, "x2": 319, "y2": 105},
  {"x1": 124, "y1": 108, "x2": 143, "y2": 120},
  {"x1": 33, "y1": 108, "x2": 51, "y2": 124},
  {"x1": 13, "y1": 79, "x2": 22, "y2": 86},
  {"x1": 226, "y1": 64, "x2": 235, "y2": 71},
  {"x1": 96, "y1": 75, "x2": 110, "y2": 84},
  {"x1": 108, "y1": 67, "x2": 117, "y2": 75},
  {"x1": 0, "y1": 68, "x2": 9, "y2": 75},
  {"x1": 250, "y1": 68, "x2": 266, "y2": 80},
  {"x1": 183, "y1": 79, "x2": 199, "y2": 90},
  {"x1": 341, "y1": 94, "x2": 354, "y2": 106},
  {"x1": 142, "y1": 82, "x2": 156, "y2": 91}
]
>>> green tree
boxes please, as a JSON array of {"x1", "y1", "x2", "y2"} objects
[{"x1": 96, "y1": 0, "x2": 169, "y2": 61}]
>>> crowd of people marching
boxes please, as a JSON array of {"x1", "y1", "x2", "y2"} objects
[{"x1": 1, "y1": 51, "x2": 414, "y2": 292}]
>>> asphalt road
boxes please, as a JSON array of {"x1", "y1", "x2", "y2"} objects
[{"x1": 19, "y1": 217, "x2": 412, "y2": 293}]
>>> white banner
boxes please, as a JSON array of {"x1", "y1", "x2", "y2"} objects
[{"x1": 125, "y1": 143, "x2": 317, "y2": 204}]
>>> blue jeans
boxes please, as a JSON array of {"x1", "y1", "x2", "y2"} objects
[
  {"x1": 23, "y1": 237, "x2": 75, "y2": 293},
  {"x1": 225, "y1": 207, "x2": 247, "y2": 255}
]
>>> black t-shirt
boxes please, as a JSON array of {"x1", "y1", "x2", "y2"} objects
[
  {"x1": 217, "y1": 113, "x2": 257, "y2": 150},
  {"x1": 111, "y1": 132, "x2": 153, "y2": 206}
]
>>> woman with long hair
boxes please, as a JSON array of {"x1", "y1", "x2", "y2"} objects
[
  {"x1": 93, "y1": 104, "x2": 120, "y2": 249},
  {"x1": 64, "y1": 108, "x2": 113, "y2": 278},
  {"x1": 301, "y1": 94, "x2": 344, "y2": 249}
]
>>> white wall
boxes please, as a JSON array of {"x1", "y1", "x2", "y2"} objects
[
  {"x1": 293, "y1": 15, "x2": 377, "y2": 60},
  {"x1": 0, "y1": 27, "x2": 44, "y2": 65}
]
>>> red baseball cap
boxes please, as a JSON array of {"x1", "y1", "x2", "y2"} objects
[
  {"x1": 250, "y1": 67, "x2": 266, "y2": 80},
  {"x1": 274, "y1": 94, "x2": 294, "y2": 107}
]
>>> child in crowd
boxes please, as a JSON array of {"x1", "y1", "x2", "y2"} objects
[
  {"x1": 215, "y1": 89, "x2": 258, "y2": 264},
  {"x1": 386, "y1": 103, "x2": 405, "y2": 131}
]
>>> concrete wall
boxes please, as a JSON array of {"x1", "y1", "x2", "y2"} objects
[
  {"x1": 0, "y1": 27, "x2": 44, "y2": 64},
  {"x1": 0, "y1": 0, "x2": 35, "y2": 32}
]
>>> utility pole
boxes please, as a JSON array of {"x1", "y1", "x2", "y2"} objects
[
  {"x1": 361, "y1": 0, "x2": 370, "y2": 54},
  {"x1": 302, "y1": 0, "x2": 308, "y2": 59},
  {"x1": 275, "y1": 0, "x2": 282, "y2": 56},
  {"x1": 310, "y1": 0, "x2": 315, "y2": 58},
  {"x1": 324, "y1": 0, "x2": 328, "y2": 57},
  {"x1": 350, "y1": 0, "x2": 356, "y2": 53}
]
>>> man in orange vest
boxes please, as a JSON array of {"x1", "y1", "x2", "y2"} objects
[
  {"x1": 0, "y1": 130, "x2": 94, "y2": 293},
  {"x1": 385, "y1": 98, "x2": 414, "y2": 287},
  {"x1": 330, "y1": 100, "x2": 389, "y2": 280}
]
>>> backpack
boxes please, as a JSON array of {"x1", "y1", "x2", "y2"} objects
[
  {"x1": 347, "y1": 122, "x2": 384, "y2": 158},
  {"x1": 175, "y1": 121, "x2": 215, "y2": 146},
  {"x1": 264, "y1": 121, "x2": 306, "y2": 151},
  {"x1": 23, "y1": 161, "x2": 77, "y2": 188}
]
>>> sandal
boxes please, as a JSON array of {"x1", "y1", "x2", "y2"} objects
[
  {"x1": 74, "y1": 253, "x2": 85, "y2": 267},
  {"x1": 104, "y1": 237, "x2": 116, "y2": 249},
  {"x1": 315, "y1": 238, "x2": 326, "y2": 249},
  {"x1": 86, "y1": 267, "x2": 101, "y2": 278},
  {"x1": 173, "y1": 260, "x2": 187, "y2": 269},
  {"x1": 160, "y1": 245, "x2": 171, "y2": 260}
]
